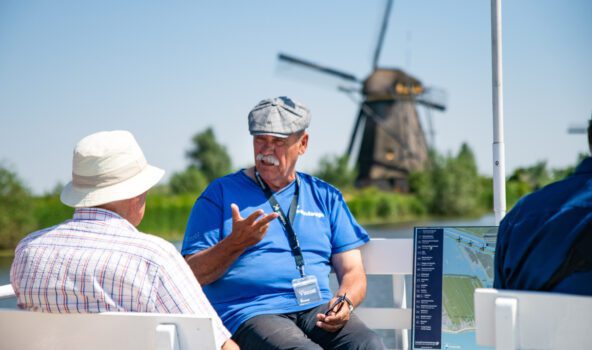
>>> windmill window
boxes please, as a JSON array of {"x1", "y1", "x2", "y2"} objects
[{"x1": 385, "y1": 149, "x2": 396, "y2": 161}]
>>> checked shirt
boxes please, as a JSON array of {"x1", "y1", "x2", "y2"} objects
[{"x1": 11, "y1": 208, "x2": 230, "y2": 348}]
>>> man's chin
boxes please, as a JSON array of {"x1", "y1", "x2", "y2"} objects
[{"x1": 256, "y1": 165, "x2": 280, "y2": 180}]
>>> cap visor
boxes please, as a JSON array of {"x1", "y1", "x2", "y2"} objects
[{"x1": 250, "y1": 131, "x2": 290, "y2": 138}]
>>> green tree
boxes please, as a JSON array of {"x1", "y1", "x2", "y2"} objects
[
  {"x1": 314, "y1": 154, "x2": 357, "y2": 190},
  {"x1": 507, "y1": 161, "x2": 552, "y2": 191},
  {"x1": 443, "y1": 143, "x2": 482, "y2": 215},
  {"x1": 186, "y1": 127, "x2": 232, "y2": 182},
  {"x1": 410, "y1": 144, "x2": 485, "y2": 216},
  {"x1": 0, "y1": 165, "x2": 36, "y2": 249},
  {"x1": 505, "y1": 154, "x2": 585, "y2": 208},
  {"x1": 409, "y1": 149, "x2": 439, "y2": 208},
  {"x1": 169, "y1": 166, "x2": 209, "y2": 195}
]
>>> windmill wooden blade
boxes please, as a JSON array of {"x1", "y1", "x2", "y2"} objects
[
  {"x1": 373, "y1": 0, "x2": 394, "y2": 69},
  {"x1": 416, "y1": 87, "x2": 447, "y2": 111},
  {"x1": 278, "y1": 53, "x2": 361, "y2": 83},
  {"x1": 567, "y1": 125, "x2": 586, "y2": 134},
  {"x1": 347, "y1": 111, "x2": 366, "y2": 158}
]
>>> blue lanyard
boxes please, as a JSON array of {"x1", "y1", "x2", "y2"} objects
[{"x1": 254, "y1": 171, "x2": 305, "y2": 277}]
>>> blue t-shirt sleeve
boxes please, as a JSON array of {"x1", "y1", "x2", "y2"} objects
[
  {"x1": 181, "y1": 185, "x2": 225, "y2": 256},
  {"x1": 328, "y1": 190, "x2": 370, "y2": 254}
]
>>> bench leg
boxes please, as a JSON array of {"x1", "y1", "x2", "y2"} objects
[{"x1": 393, "y1": 275, "x2": 409, "y2": 350}]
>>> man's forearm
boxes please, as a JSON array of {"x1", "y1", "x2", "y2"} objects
[
  {"x1": 185, "y1": 236, "x2": 246, "y2": 285},
  {"x1": 335, "y1": 270, "x2": 367, "y2": 307}
]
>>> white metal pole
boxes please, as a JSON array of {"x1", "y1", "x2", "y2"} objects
[{"x1": 491, "y1": 0, "x2": 507, "y2": 225}]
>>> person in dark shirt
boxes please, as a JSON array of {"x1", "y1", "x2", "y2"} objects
[{"x1": 494, "y1": 119, "x2": 592, "y2": 295}]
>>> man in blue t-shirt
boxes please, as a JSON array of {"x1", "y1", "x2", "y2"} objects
[
  {"x1": 182, "y1": 96, "x2": 385, "y2": 349},
  {"x1": 494, "y1": 118, "x2": 592, "y2": 295}
]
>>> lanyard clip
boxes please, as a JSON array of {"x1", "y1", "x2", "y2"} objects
[{"x1": 298, "y1": 265, "x2": 305, "y2": 277}]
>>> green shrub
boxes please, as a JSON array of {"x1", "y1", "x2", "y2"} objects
[
  {"x1": 0, "y1": 166, "x2": 36, "y2": 249},
  {"x1": 314, "y1": 154, "x2": 357, "y2": 190},
  {"x1": 33, "y1": 195, "x2": 74, "y2": 229},
  {"x1": 346, "y1": 188, "x2": 427, "y2": 223},
  {"x1": 169, "y1": 167, "x2": 209, "y2": 196},
  {"x1": 138, "y1": 194, "x2": 196, "y2": 239},
  {"x1": 410, "y1": 144, "x2": 486, "y2": 217}
]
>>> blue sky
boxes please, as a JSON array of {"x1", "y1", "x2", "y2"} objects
[{"x1": 1, "y1": 0, "x2": 590, "y2": 194}]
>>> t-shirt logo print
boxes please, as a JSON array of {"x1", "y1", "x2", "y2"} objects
[{"x1": 296, "y1": 207, "x2": 325, "y2": 218}]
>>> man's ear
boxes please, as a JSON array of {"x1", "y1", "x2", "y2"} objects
[{"x1": 298, "y1": 133, "x2": 309, "y2": 155}]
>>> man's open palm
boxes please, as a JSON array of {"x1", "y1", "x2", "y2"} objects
[{"x1": 230, "y1": 203, "x2": 278, "y2": 248}]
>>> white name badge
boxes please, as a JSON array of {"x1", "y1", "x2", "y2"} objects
[{"x1": 292, "y1": 275, "x2": 322, "y2": 306}]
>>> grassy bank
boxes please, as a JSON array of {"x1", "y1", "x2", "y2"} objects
[
  {"x1": 0, "y1": 250, "x2": 14, "y2": 258},
  {"x1": 27, "y1": 189, "x2": 488, "y2": 239}
]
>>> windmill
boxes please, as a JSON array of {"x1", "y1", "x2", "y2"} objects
[{"x1": 278, "y1": 0, "x2": 447, "y2": 191}]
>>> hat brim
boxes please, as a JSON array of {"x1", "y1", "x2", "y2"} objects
[
  {"x1": 60, "y1": 165, "x2": 165, "y2": 208},
  {"x1": 250, "y1": 131, "x2": 290, "y2": 138}
]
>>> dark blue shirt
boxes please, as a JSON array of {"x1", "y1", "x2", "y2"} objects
[
  {"x1": 182, "y1": 170, "x2": 369, "y2": 333},
  {"x1": 494, "y1": 157, "x2": 592, "y2": 295}
]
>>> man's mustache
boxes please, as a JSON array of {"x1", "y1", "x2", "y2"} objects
[{"x1": 256, "y1": 154, "x2": 280, "y2": 166}]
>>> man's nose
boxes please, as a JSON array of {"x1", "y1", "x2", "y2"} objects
[{"x1": 260, "y1": 142, "x2": 275, "y2": 152}]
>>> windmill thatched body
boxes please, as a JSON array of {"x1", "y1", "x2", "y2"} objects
[{"x1": 352, "y1": 69, "x2": 430, "y2": 190}]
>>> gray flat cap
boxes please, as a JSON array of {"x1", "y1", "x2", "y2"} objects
[{"x1": 248, "y1": 96, "x2": 311, "y2": 138}]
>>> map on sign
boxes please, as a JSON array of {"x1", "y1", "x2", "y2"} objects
[{"x1": 412, "y1": 227, "x2": 497, "y2": 350}]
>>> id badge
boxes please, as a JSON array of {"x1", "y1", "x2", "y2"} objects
[{"x1": 292, "y1": 275, "x2": 322, "y2": 306}]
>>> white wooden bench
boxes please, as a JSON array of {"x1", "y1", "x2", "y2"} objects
[
  {"x1": 475, "y1": 288, "x2": 592, "y2": 350},
  {"x1": 0, "y1": 310, "x2": 217, "y2": 350},
  {"x1": 0, "y1": 238, "x2": 414, "y2": 350}
]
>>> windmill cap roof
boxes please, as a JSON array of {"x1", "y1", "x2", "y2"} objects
[{"x1": 248, "y1": 96, "x2": 310, "y2": 138}]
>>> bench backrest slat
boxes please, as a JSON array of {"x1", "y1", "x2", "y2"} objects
[{"x1": 0, "y1": 310, "x2": 216, "y2": 350}]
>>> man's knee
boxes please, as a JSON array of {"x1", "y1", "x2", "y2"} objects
[
  {"x1": 343, "y1": 327, "x2": 384, "y2": 350},
  {"x1": 336, "y1": 316, "x2": 386, "y2": 350},
  {"x1": 358, "y1": 330, "x2": 385, "y2": 350}
]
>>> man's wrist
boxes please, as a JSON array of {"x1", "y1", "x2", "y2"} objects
[
  {"x1": 338, "y1": 294, "x2": 354, "y2": 312},
  {"x1": 222, "y1": 233, "x2": 248, "y2": 254}
]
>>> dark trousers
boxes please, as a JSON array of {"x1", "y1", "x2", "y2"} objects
[{"x1": 232, "y1": 304, "x2": 385, "y2": 350}]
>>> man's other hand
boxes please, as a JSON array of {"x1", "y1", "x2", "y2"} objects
[{"x1": 315, "y1": 296, "x2": 351, "y2": 332}]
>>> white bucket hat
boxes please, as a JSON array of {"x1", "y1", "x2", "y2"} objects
[{"x1": 60, "y1": 130, "x2": 165, "y2": 208}]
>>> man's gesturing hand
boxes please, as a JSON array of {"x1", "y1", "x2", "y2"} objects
[{"x1": 229, "y1": 203, "x2": 279, "y2": 248}]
